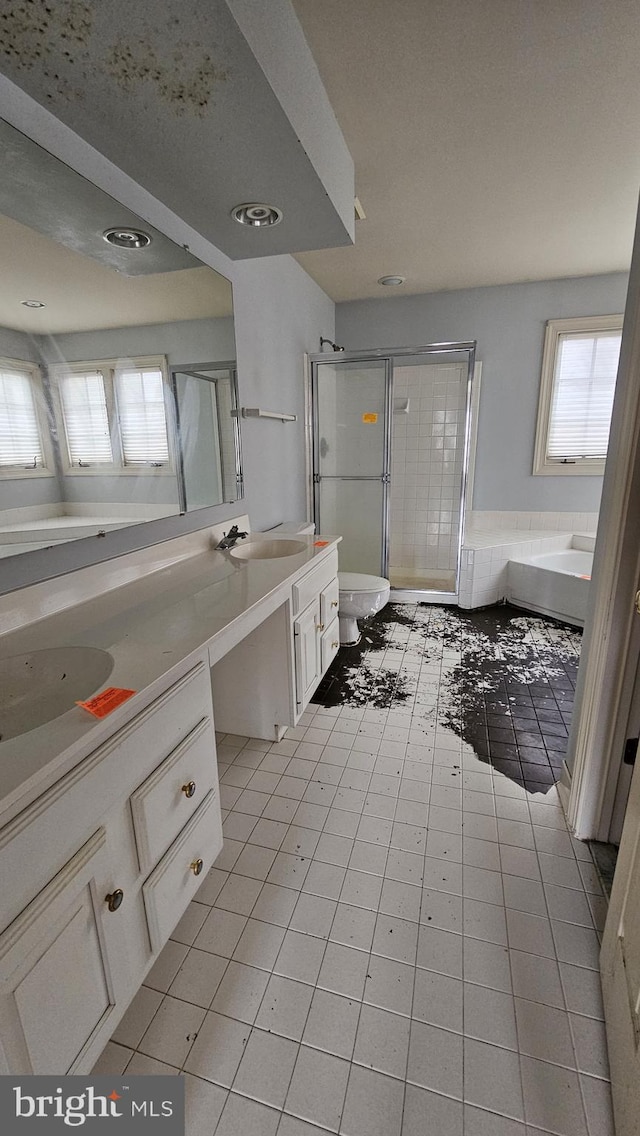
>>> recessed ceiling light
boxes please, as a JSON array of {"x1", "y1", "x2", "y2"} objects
[
  {"x1": 21, "y1": 299, "x2": 46, "y2": 308},
  {"x1": 103, "y1": 228, "x2": 152, "y2": 249},
  {"x1": 378, "y1": 275, "x2": 405, "y2": 287},
  {"x1": 231, "y1": 203, "x2": 283, "y2": 227}
]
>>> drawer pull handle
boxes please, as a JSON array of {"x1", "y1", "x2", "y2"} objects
[
  {"x1": 105, "y1": 889, "x2": 124, "y2": 913},
  {"x1": 332, "y1": 641, "x2": 339, "y2": 649},
  {"x1": 182, "y1": 780, "x2": 197, "y2": 799},
  {"x1": 190, "y1": 858, "x2": 204, "y2": 877},
  {"x1": 331, "y1": 600, "x2": 338, "y2": 608},
  {"x1": 317, "y1": 623, "x2": 325, "y2": 631}
]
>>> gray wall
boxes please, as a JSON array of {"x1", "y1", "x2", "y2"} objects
[
  {"x1": 336, "y1": 273, "x2": 629, "y2": 511},
  {"x1": 43, "y1": 317, "x2": 235, "y2": 368},
  {"x1": 234, "y1": 254, "x2": 334, "y2": 528}
]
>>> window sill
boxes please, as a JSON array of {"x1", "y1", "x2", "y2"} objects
[
  {"x1": 62, "y1": 467, "x2": 175, "y2": 477},
  {"x1": 0, "y1": 469, "x2": 56, "y2": 481},
  {"x1": 533, "y1": 460, "x2": 606, "y2": 477}
]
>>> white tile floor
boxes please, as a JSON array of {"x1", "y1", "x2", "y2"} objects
[{"x1": 94, "y1": 618, "x2": 614, "y2": 1136}]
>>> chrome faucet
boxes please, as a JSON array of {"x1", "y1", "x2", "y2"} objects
[{"x1": 216, "y1": 524, "x2": 248, "y2": 550}]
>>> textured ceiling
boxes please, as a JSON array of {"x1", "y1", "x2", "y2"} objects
[{"x1": 293, "y1": 0, "x2": 640, "y2": 301}]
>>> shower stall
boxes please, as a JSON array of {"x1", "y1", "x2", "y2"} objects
[{"x1": 308, "y1": 343, "x2": 476, "y2": 603}]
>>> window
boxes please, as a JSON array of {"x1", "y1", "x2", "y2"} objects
[
  {"x1": 52, "y1": 356, "x2": 172, "y2": 473},
  {"x1": 0, "y1": 357, "x2": 53, "y2": 478},
  {"x1": 115, "y1": 368, "x2": 170, "y2": 465},
  {"x1": 533, "y1": 315, "x2": 623, "y2": 475}
]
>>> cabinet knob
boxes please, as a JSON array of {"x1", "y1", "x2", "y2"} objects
[
  {"x1": 332, "y1": 641, "x2": 339, "y2": 649},
  {"x1": 190, "y1": 858, "x2": 204, "y2": 877},
  {"x1": 316, "y1": 623, "x2": 325, "y2": 631},
  {"x1": 331, "y1": 600, "x2": 338, "y2": 608},
  {"x1": 105, "y1": 888, "x2": 124, "y2": 913},
  {"x1": 182, "y1": 780, "x2": 197, "y2": 799}
]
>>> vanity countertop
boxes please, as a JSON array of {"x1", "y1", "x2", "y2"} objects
[{"x1": 0, "y1": 534, "x2": 340, "y2": 823}]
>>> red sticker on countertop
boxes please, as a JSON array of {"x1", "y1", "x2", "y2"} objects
[{"x1": 76, "y1": 687, "x2": 137, "y2": 718}]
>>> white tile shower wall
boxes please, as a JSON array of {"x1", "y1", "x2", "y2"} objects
[
  {"x1": 390, "y1": 365, "x2": 466, "y2": 580},
  {"x1": 470, "y1": 511, "x2": 599, "y2": 533}
]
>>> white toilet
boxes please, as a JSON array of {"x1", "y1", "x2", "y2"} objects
[{"x1": 338, "y1": 573, "x2": 391, "y2": 645}]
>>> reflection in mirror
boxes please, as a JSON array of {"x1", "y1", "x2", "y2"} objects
[
  {"x1": 172, "y1": 363, "x2": 243, "y2": 511},
  {"x1": 0, "y1": 118, "x2": 242, "y2": 563}
]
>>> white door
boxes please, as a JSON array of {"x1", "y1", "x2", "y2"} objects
[{"x1": 601, "y1": 646, "x2": 640, "y2": 1135}]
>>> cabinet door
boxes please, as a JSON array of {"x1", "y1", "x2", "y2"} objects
[
  {"x1": 294, "y1": 598, "x2": 321, "y2": 710},
  {"x1": 0, "y1": 830, "x2": 120, "y2": 1074}
]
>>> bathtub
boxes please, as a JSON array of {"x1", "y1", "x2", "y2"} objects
[{"x1": 506, "y1": 545, "x2": 593, "y2": 626}]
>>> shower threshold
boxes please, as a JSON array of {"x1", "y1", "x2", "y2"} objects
[{"x1": 391, "y1": 587, "x2": 458, "y2": 605}]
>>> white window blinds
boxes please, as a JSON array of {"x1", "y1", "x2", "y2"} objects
[
  {"x1": 547, "y1": 331, "x2": 621, "y2": 461},
  {"x1": 59, "y1": 371, "x2": 114, "y2": 465},
  {"x1": 0, "y1": 368, "x2": 44, "y2": 468},
  {"x1": 115, "y1": 368, "x2": 169, "y2": 465}
]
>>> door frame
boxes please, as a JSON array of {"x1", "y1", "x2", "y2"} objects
[{"x1": 565, "y1": 201, "x2": 640, "y2": 840}]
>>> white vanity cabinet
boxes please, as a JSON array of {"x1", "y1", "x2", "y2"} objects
[
  {"x1": 0, "y1": 657, "x2": 222, "y2": 1075},
  {"x1": 212, "y1": 549, "x2": 340, "y2": 737},
  {"x1": 0, "y1": 531, "x2": 341, "y2": 1074},
  {"x1": 292, "y1": 570, "x2": 340, "y2": 713}
]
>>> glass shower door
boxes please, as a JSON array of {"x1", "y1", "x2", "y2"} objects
[{"x1": 313, "y1": 359, "x2": 390, "y2": 575}]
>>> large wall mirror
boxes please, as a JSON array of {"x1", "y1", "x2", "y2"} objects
[{"x1": 0, "y1": 118, "x2": 242, "y2": 575}]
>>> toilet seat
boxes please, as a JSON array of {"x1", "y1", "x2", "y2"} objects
[{"x1": 338, "y1": 572, "x2": 390, "y2": 593}]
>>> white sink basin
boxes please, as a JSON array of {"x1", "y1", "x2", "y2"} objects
[
  {"x1": 230, "y1": 539, "x2": 307, "y2": 561},
  {"x1": 0, "y1": 647, "x2": 114, "y2": 741}
]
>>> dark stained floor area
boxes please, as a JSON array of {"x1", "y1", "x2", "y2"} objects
[{"x1": 314, "y1": 604, "x2": 582, "y2": 797}]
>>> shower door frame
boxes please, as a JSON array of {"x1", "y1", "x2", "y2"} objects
[{"x1": 307, "y1": 341, "x2": 477, "y2": 601}]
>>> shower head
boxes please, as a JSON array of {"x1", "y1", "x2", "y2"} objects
[{"x1": 319, "y1": 337, "x2": 345, "y2": 352}]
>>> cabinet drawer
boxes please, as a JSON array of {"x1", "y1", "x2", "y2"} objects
[
  {"x1": 321, "y1": 618, "x2": 340, "y2": 674},
  {"x1": 292, "y1": 551, "x2": 339, "y2": 616},
  {"x1": 142, "y1": 791, "x2": 222, "y2": 953},
  {"x1": 130, "y1": 717, "x2": 218, "y2": 872},
  {"x1": 320, "y1": 577, "x2": 340, "y2": 627}
]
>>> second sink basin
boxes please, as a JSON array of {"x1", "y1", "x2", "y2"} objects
[
  {"x1": 0, "y1": 646, "x2": 114, "y2": 741},
  {"x1": 230, "y1": 539, "x2": 307, "y2": 561}
]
